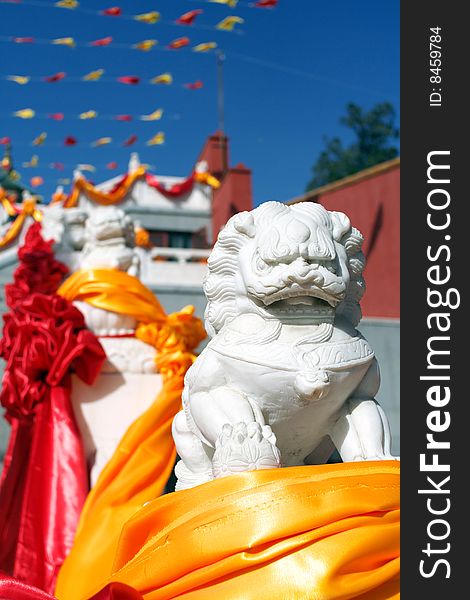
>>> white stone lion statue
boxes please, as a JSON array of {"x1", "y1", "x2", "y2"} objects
[
  {"x1": 80, "y1": 206, "x2": 139, "y2": 276},
  {"x1": 172, "y1": 201, "x2": 396, "y2": 490}
]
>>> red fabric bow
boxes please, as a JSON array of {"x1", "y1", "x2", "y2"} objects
[
  {"x1": 5, "y1": 223, "x2": 69, "y2": 310},
  {"x1": 0, "y1": 293, "x2": 106, "y2": 593}
]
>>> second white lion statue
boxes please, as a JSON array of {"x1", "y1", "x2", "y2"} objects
[{"x1": 173, "y1": 201, "x2": 395, "y2": 490}]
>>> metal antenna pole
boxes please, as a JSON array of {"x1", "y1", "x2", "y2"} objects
[{"x1": 216, "y1": 50, "x2": 228, "y2": 173}]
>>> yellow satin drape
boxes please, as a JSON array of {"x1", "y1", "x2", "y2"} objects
[
  {"x1": 59, "y1": 462, "x2": 400, "y2": 600},
  {"x1": 56, "y1": 268, "x2": 206, "y2": 598}
]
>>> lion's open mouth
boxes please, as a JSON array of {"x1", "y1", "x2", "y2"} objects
[{"x1": 263, "y1": 288, "x2": 336, "y2": 317}]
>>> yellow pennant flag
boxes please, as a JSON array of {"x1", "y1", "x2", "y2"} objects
[
  {"x1": 83, "y1": 69, "x2": 104, "y2": 81},
  {"x1": 134, "y1": 11, "x2": 160, "y2": 24},
  {"x1": 147, "y1": 132, "x2": 165, "y2": 146},
  {"x1": 79, "y1": 110, "x2": 98, "y2": 120},
  {"x1": 77, "y1": 164, "x2": 96, "y2": 172},
  {"x1": 32, "y1": 132, "x2": 47, "y2": 146},
  {"x1": 7, "y1": 75, "x2": 30, "y2": 85},
  {"x1": 150, "y1": 73, "x2": 172, "y2": 85},
  {"x1": 217, "y1": 16, "x2": 244, "y2": 31},
  {"x1": 193, "y1": 42, "x2": 217, "y2": 52},
  {"x1": 14, "y1": 108, "x2": 35, "y2": 119},
  {"x1": 140, "y1": 108, "x2": 163, "y2": 121},
  {"x1": 210, "y1": 0, "x2": 239, "y2": 6},
  {"x1": 56, "y1": 0, "x2": 79, "y2": 8},
  {"x1": 134, "y1": 39, "x2": 158, "y2": 51},
  {"x1": 92, "y1": 137, "x2": 112, "y2": 147},
  {"x1": 23, "y1": 155, "x2": 39, "y2": 168},
  {"x1": 53, "y1": 37, "x2": 76, "y2": 48}
]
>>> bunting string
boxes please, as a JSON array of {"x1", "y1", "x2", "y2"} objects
[
  {"x1": 0, "y1": 1, "x2": 255, "y2": 32},
  {"x1": 2, "y1": 72, "x2": 204, "y2": 87},
  {"x1": 0, "y1": 34, "x2": 221, "y2": 53},
  {"x1": 1, "y1": 108, "x2": 173, "y2": 121}
]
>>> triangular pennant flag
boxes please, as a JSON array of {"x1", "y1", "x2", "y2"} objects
[
  {"x1": 117, "y1": 76, "x2": 140, "y2": 85},
  {"x1": 167, "y1": 37, "x2": 190, "y2": 50},
  {"x1": 150, "y1": 73, "x2": 173, "y2": 85},
  {"x1": 56, "y1": 0, "x2": 79, "y2": 8},
  {"x1": 44, "y1": 72, "x2": 66, "y2": 83},
  {"x1": 115, "y1": 115, "x2": 133, "y2": 121},
  {"x1": 147, "y1": 132, "x2": 165, "y2": 146},
  {"x1": 140, "y1": 108, "x2": 163, "y2": 121},
  {"x1": 193, "y1": 42, "x2": 217, "y2": 52},
  {"x1": 14, "y1": 108, "x2": 35, "y2": 119},
  {"x1": 13, "y1": 37, "x2": 34, "y2": 43},
  {"x1": 255, "y1": 0, "x2": 278, "y2": 6},
  {"x1": 23, "y1": 155, "x2": 39, "y2": 168},
  {"x1": 79, "y1": 110, "x2": 98, "y2": 119},
  {"x1": 83, "y1": 69, "x2": 105, "y2": 81},
  {"x1": 92, "y1": 137, "x2": 112, "y2": 147},
  {"x1": 210, "y1": 0, "x2": 238, "y2": 7},
  {"x1": 64, "y1": 136, "x2": 77, "y2": 146},
  {"x1": 48, "y1": 113, "x2": 65, "y2": 120},
  {"x1": 106, "y1": 162, "x2": 118, "y2": 169},
  {"x1": 51, "y1": 162, "x2": 65, "y2": 170},
  {"x1": 102, "y1": 7, "x2": 121, "y2": 16},
  {"x1": 176, "y1": 10, "x2": 203, "y2": 25},
  {"x1": 185, "y1": 80, "x2": 203, "y2": 90},
  {"x1": 217, "y1": 16, "x2": 244, "y2": 31},
  {"x1": 53, "y1": 37, "x2": 76, "y2": 48},
  {"x1": 134, "y1": 39, "x2": 158, "y2": 51},
  {"x1": 134, "y1": 11, "x2": 160, "y2": 24},
  {"x1": 7, "y1": 75, "x2": 30, "y2": 85},
  {"x1": 30, "y1": 176, "x2": 44, "y2": 187},
  {"x1": 123, "y1": 135, "x2": 138, "y2": 146},
  {"x1": 90, "y1": 37, "x2": 113, "y2": 47},
  {"x1": 32, "y1": 132, "x2": 47, "y2": 146}
]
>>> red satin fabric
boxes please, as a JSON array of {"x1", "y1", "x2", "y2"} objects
[
  {"x1": 0, "y1": 294, "x2": 106, "y2": 594},
  {"x1": 0, "y1": 575, "x2": 143, "y2": 600},
  {"x1": 145, "y1": 173, "x2": 195, "y2": 197}
]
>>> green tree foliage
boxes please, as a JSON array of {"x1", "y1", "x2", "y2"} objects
[{"x1": 306, "y1": 102, "x2": 399, "y2": 191}]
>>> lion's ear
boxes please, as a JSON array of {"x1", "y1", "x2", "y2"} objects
[
  {"x1": 330, "y1": 211, "x2": 351, "y2": 242},
  {"x1": 233, "y1": 211, "x2": 255, "y2": 238}
]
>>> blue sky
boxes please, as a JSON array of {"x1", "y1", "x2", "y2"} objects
[{"x1": 0, "y1": 0, "x2": 399, "y2": 205}]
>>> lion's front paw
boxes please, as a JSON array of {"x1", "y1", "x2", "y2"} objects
[{"x1": 212, "y1": 422, "x2": 281, "y2": 479}]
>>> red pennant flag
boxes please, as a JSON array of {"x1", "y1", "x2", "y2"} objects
[
  {"x1": 0, "y1": 137, "x2": 11, "y2": 145},
  {"x1": 102, "y1": 6, "x2": 121, "y2": 16},
  {"x1": 255, "y1": 0, "x2": 278, "y2": 6},
  {"x1": 106, "y1": 161, "x2": 118, "y2": 169},
  {"x1": 167, "y1": 37, "x2": 190, "y2": 50},
  {"x1": 51, "y1": 162, "x2": 65, "y2": 170},
  {"x1": 185, "y1": 80, "x2": 203, "y2": 90},
  {"x1": 13, "y1": 37, "x2": 35, "y2": 43},
  {"x1": 117, "y1": 76, "x2": 140, "y2": 85},
  {"x1": 176, "y1": 10, "x2": 203, "y2": 25},
  {"x1": 64, "y1": 136, "x2": 77, "y2": 146},
  {"x1": 44, "y1": 72, "x2": 66, "y2": 83},
  {"x1": 48, "y1": 113, "x2": 65, "y2": 120},
  {"x1": 90, "y1": 36, "x2": 113, "y2": 46},
  {"x1": 123, "y1": 135, "x2": 137, "y2": 147},
  {"x1": 115, "y1": 114, "x2": 133, "y2": 121}
]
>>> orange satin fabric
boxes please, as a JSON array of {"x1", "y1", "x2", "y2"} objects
[
  {"x1": 0, "y1": 193, "x2": 43, "y2": 248},
  {"x1": 55, "y1": 268, "x2": 206, "y2": 599},
  {"x1": 58, "y1": 462, "x2": 399, "y2": 600},
  {"x1": 61, "y1": 168, "x2": 147, "y2": 208}
]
